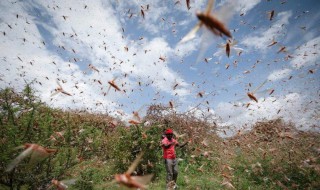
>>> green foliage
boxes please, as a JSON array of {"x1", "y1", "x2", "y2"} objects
[
  {"x1": 232, "y1": 152, "x2": 320, "y2": 189},
  {"x1": 0, "y1": 85, "x2": 319, "y2": 190},
  {"x1": 0, "y1": 85, "x2": 109, "y2": 189},
  {"x1": 107, "y1": 124, "x2": 164, "y2": 176}
]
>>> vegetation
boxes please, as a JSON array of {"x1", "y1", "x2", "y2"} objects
[{"x1": 0, "y1": 86, "x2": 319, "y2": 189}]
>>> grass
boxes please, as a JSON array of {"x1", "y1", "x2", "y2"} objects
[{"x1": 0, "y1": 85, "x2": 319, "y2": 190}]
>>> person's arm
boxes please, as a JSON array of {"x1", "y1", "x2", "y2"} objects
[
  {"x1": 162, "y1": 141, "x2": 175, "y2": 149},
  {"x1": 177, "y1": 141, "x2": 188, "y2": 148},
  {"x1": 161, "y1": 138, "x2": 175, "y2": 149}
]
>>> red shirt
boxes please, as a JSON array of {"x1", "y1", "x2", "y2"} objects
[{"x1": 161, "y1": 137, "x2": 178, "y2": 159}]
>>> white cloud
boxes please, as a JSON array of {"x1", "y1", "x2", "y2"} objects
[
  {"x1": 174, "y1": 37, "x2": 200, "y2": 58},
  {"x1": 241, "y1": 11, "x2": 292, "y2": 50},
  {"x1": 0, "y1": 0, "x2": 191, "y2": 118},
  {"x1": 268, "y1": 68, "x2": 292, "y2": 81},
  {"x1": 185, "y1": 105, "x2": 218, "y2": 124},
  {"x1": 114, "y1": 0, "x2": 207, "y2": 35},
  {"x1": 290, "y1": 36, "x2": 320, "y2": 69},
  {"x1": 215, "y1": 92, "x2": 320, "y2": 136},
  {"x1": 217, "y1": 0, "x2": 261, "y2": 20},
  {"x1": 235, "y1": 0, "x2": 262, "y2": 13}
]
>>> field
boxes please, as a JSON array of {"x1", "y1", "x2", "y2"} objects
[{"x1": 0, "y1": 86, "x2": 319, "y2": 190}]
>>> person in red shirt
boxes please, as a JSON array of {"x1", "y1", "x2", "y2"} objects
[{"x1": 161, "y1": 129, "x2": 188, "y2": 189}]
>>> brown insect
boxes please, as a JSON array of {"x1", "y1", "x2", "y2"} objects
[
  {"x1": 88, "y1": 64, "x2": 99, "y2": 73},
  {"x1": 225, "y1": 64, "x2": 230, "y2": 69},
  {"x1": 173, "y1": 83, "x2": 179, "y2": 90},
  {"x1": 128, "y1": 120, "x2": 141, "y2": 125},
  {"x1": 246, "y1": 80, "x2": 268, "y2": 103},
  {"x1": 6, "y1": 144, "x2": 57, "y2": 172},
  {"x1": 169, "y1": 101, "x2": 174, "y2": 109},
  {"x1": 204, "y1": 57, "x2": 212, "y2": 63},
  {"x1": 113, "y1": 152, "x2": 153, "y2": 190},
  {"x1": 6, "y1": 23, "x2": 12, "y2": 29},
  {"x1": 219, "y1": 39, "x2": 237, "y2": 57},
  {"x1": 142, "y1": 132, "x2": 148, "y2": 139},
  {"x1": 132, "y1": 105, "x2": 145, "y2": 122},
  {"x1": 173, "y1": 130, "x2": 187, "y2": 139},
  {"x1": 201, "y1": 138, "x2": 209, "y2": 147},
  {"x1": 159, "y1": 56, "x2": 166, "y2": 62},
  {"x1": 47, "y1": 131, "x2": 65, "y2": 142},
  {"x1": 221, "y1": 180, "x2": 235, "y2": 189},
  {"x1": 128, "y1": 105, "x2": 145, "y2": 125},
  {"x1": 267, "y1": 39, "x2": 277, "y2": 47},
  {"x1": 226, "y1": 42, "x2": 231, "y2": 57},
  {"x1": 196, "y1": 12, "x2": 232, "y2": 38},
  {"x1": 50, "y1": 179, "x2": 76, "y2": 190},
  {"x1": 269, "y1": 89, "x2": 275, "y2": 95},
  {"x1": 197, "y1": 91, "x2": 204, "y2": 98},
  {"x1": 51, "y1": 80, "x2": 72, "y2": 97},
  {"x1": 107, "y1": 78, "x2": 121, "y2": 94},
  {"x1": 133, "y1": 111, "x2": 141, "y2": 122},
  {"x1": 109, "y1": 120, "x2": 118, "y2": 128},
  {"x1": 279, "y1": 132, "x2": 295, "y2": 139},
  {"x1": 247, "y1": 93, "x2": 258, "y2": 103},
  {"x1": 186, "y1": 0, "x2": 191, "y2": 10},
  {"x1": 277, "y1": 46, "x2": 287, "y2": 53},
  {"x1": 180, "y1": 0, "x2": 232, "y2": 43},
  {"x1": 268, "y1": 10, "x2": 275, "y2": 21},
  {"x1": 285, "y1": 54, "x2": 294, "y2": 60}
]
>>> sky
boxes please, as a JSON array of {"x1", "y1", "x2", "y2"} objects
[{"x1": 0, "y1": 0, "x2": 319, "y2": 136}]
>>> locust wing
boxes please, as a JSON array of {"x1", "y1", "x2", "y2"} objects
[
  {"x1": 6, "y1": 146, "x2": 33, "y2": 172},
  {"x1": 126, "y1": 152, "x2": 144, "y2": 175}
]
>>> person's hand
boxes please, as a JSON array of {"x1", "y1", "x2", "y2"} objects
[{"x1": 167, "y1": 142, "x2": 174, "y2": 146}]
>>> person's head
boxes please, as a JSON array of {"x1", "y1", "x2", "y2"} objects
[{"x1": 165, "y1": 129, "x2": 174, "y2": 140}]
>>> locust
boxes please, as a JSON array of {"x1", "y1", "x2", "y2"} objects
[
  {"x1": 180, "y1": 0, "x2": 232, "y2": 43},
  {"x1": 51, "y1": 80, "x2": 72, "y2": 97},
  {"x1": 112, "y1": 152, "x2": 153, "y2": 189},
  {"x1": 6, "y1": 143, "x2": 57, "y2": 172},
  {"x1": 246, "y1": 80, "x2": 268, "y2": 103}
]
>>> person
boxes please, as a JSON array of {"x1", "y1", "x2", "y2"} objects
[{"x1": 161, "y1": 129, "x2": 188, "y2": 189}]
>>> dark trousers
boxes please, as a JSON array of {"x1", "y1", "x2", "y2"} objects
[{"x1": 164, "y1": 159, "x2": 178, "y2": 184}]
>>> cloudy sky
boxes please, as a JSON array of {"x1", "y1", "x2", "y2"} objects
[{"x1": 0, "y1": 0, "x2": 319, "y2": 134}]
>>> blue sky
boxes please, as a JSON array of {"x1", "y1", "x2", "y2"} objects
[{"x1": 0, "y1": 0, "x2": 319, "y2": 135}]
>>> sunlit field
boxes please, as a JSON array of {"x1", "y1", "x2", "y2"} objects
[
  {"x1": 0, "y1": 87, "x2": 319, "y2": 189},
  {"x1": 1, "y1": 0, "x2": 319, "y2": 189}
]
